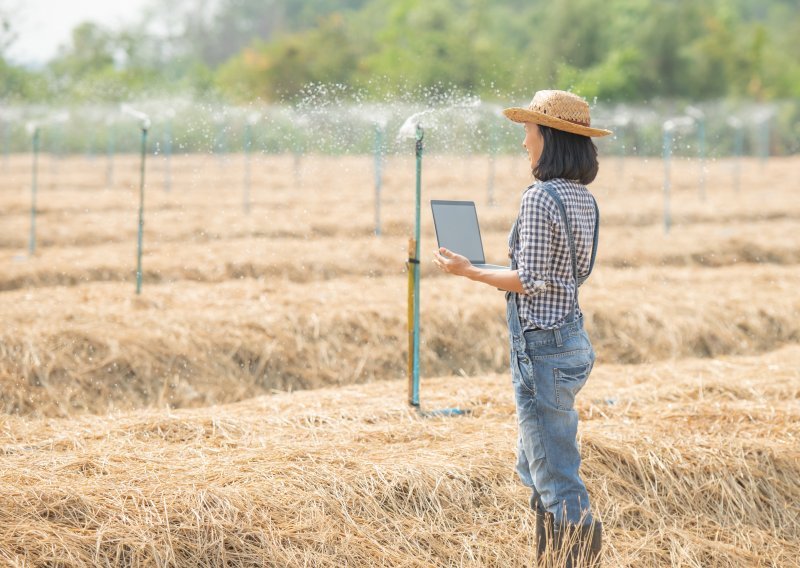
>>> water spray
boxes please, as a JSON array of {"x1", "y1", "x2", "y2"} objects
[
  {"x1": 26, "y1": 122, "x2": 40, "y2": 255},
  {"x1": 727, "y1": 116, "x2": 743, "y2": 193},
  {"x1": 686, "y1": 106, "x2": 706, "y2": 200},
  {"x1": 373, "y1": 122, "x2": 385, "y2": 236},
  {"x1": 121, "y1": 104, "x2": 151, "y2": 295}
]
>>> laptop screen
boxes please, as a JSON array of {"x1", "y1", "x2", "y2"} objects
[{"x1": 430, "y1": 200, "x2": 486, "y2": 264}]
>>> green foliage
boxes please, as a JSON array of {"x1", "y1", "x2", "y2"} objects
[
  {"x1": 1, "y1": 0, "x2": 800, "y2": 103},
  {"x1": 357, "y1": 0, "x2": 506, "y2": 94},
  {"x1": 211, "y1": 0, "x2": 800, "y2": 103},
  {"x1": 0, "y1": 57, "x2": 44, "y2": 101},
  {"x1": 216, "y1": 14, "x2": 360, "y2": 101}
]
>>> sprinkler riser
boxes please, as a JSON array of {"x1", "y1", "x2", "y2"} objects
[{"x1": 135, "y1": 128, "x2": 148, "y2": 295}]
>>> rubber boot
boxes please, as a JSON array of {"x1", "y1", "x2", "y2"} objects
[
  {"x1": 552, "y1": 520, "x2": 603, "y2": 568},
  {"x1": 535, "y1": 509, "x2": 554, "y2": 564}
]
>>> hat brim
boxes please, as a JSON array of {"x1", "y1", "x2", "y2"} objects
[{"x1": 503, "y1": 107, "x2": 613, "y2": 137}]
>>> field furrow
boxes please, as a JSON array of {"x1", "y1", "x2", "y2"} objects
[
  {"x1": 1, "y1": 153, "x2": 798, "y2": 567},
  {"x1": 2, "y1": 263, "x2": 798, "y2": 417},
  {"x1": 0, "y1": 347, "x2": 797, "y2": 567}
]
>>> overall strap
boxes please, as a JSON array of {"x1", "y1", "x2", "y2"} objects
[
  {"x1": 509, "y1": 218, "x2": 520, "y2": 271},
  {"x1": 541, "y1": 185, "x2": 578, "y2": 286},
  {"x1": 585, "y1": 194, "x2": 600, "y2": 285},
  {"x1": 540, "y1": 184, "x2": 599, "y2": 287},
  {"x1": 505, "y1": 216, "x2": 525, "y2": 344},
  {"x1": 540, "y1": 183, "x2": 598, "y2": 323}
]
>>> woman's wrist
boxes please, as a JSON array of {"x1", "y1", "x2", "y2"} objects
[{"x1": 465, "y1": 265, "x2": 482, "y2": 281}]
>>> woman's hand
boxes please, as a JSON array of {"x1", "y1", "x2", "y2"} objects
[
  {"x1": 432, "y1": 247, "x2": 473, "y2": 277},
  {"x1": 433, "y1": 247, "x2": 527, "y2": 293}
]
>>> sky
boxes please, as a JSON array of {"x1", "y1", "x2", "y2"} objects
[{"x1": 5, "y1": 0, "x2": 151, "y2": 65}]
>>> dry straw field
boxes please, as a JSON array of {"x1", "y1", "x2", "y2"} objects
[{"x1": 0, "y1": 149, "x2": 798, "y2": 567}]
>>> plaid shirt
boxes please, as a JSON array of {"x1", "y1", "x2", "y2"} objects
[{"x1": 508, "y1": 178, "x2": 598, "y2": 331}]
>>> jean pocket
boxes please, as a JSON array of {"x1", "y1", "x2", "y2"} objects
[
  {"x1": 553, "y1": 361, "x2": 593, "y2": 410},
  {"x1": 512, "y1": 350, "x2": 536, "y2": 395}
]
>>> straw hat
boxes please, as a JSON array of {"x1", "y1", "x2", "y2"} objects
[{"x1": 503, "y1": 90, "x2": 612, "y2": 137}]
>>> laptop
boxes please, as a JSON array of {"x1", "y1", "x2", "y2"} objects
[{"x1": 430, "y1": 200, "x2": 509, "y2": 270}]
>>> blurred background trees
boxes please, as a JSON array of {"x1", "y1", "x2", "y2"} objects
[{"x1": 1, "y1": 0, "x2": 799, "y2": 104}]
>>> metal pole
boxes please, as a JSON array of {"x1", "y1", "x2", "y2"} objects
[
  {"x1": 663, "y1": 126, "x2": 672, "y2": 234},
  {"x1": 734, "y1": 123, "x2": 743, "y2": 193},
  {"x1": 487, "y1": 121, "x2": 496, "y2": 206},
  {"x1": 405, "y1": 121, "x2": 467, "y2": 418},
  {"x1": 29, "y1": 127, "x2": 40, "y2": 255},
  {"x1": 163, "y1": 120, "x2": 172, "y2": 192},
  {"x1": 686, "y1": 106, "x2": 705, "y2": 200},
  {"x1": 50, "y1": 122, "x2": 62, "y2": 177},
  {"x1": 86, "y1": 127, "x2": 95, "y2": 161},
  {"x1": 106, "y1": 123, "x2": 115, "y2": 189},
  {"x1": 407, "y1": 237, "x2": 416, "y2": 405},
  {"x1": 244, "y1": 121, "x2": 252, "y2": 214},
  {"x1": 293, "y1": 143, "x2": 302, "y2": 186},
  {"x1": 697, "y1": 117, "x2": 706, "y2": 200},
  {"x1": 616, "y1": 122, "x2": 625, "y2": 181},
  {"x1": 3, "y1": 121, "x2": 10, "y2": 173},
  {"x1": 374, "y1": 124, "x2": 383, "y2": 236},
  {"x1": 759, "y1": 116, "x2": 770, "y2": 169},
  {"x1": 411, "y1": 124, "x2": 423, "y2": 407},
  {"x1": 215, "y1": 114, "x2": 227, "y2": 170},
  {"x1": 135, "y1": 126, "x2": 148, "y2": 294}
]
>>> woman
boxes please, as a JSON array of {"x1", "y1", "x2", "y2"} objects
[{"x1": 432, "y1": 90, "x2": 611, "y2": 567}]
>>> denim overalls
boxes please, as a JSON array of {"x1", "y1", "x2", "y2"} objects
[{"x1": 506, "y1": 182, "x2": 598, "y2": 528}]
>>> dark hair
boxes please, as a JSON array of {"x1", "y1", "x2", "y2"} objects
[{"x1": 532, "y1": 125, "x2": 599, "y2": 185}]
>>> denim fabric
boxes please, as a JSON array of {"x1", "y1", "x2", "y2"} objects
[
  {"x1": 506, "y1": 179, "x2": 598, "y2": 527},
  {"x1": 506, "y1": 293, "x2": 596, "y2": 526}
]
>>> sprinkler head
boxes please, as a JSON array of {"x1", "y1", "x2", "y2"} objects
[
  {"x1": 398, "y1": 109, "x2": 433, "y2": 141},
  {"x1": 51, "y1": 111, "x2": 70, "y2": 124},
  {"x1": 663, "y1": 116, "x2": 695, "y2": 133},
  {"x1": 614, "y1": 114, "x2": 631, "y2": 127},
  {"x1": 685, "y1": 106, "x2": 705, "y2": 121},
  {"x1": 726, "y1": 116, "x2": 743, "y2": 130},
  {"x1": 121, "y1": 104, "x2": 152, "y2": 130},
  {"x1": 753, "y1": 107, "x2": 775, "y2": 124},
  {"x1": 0, "y1": 108, "x2": 21, "y2": 122},
  {"x1": 482, "y1": 103, "x2": 504, "y2": 118}
]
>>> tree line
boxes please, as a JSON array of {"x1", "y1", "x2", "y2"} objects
[{"x1": 1, "y1": 0, "x2": 798, "y2": 104}]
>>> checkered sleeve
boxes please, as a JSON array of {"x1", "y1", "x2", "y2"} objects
[{"x1": 516, "y1": 187, "x2": 555, "y2": 296}]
